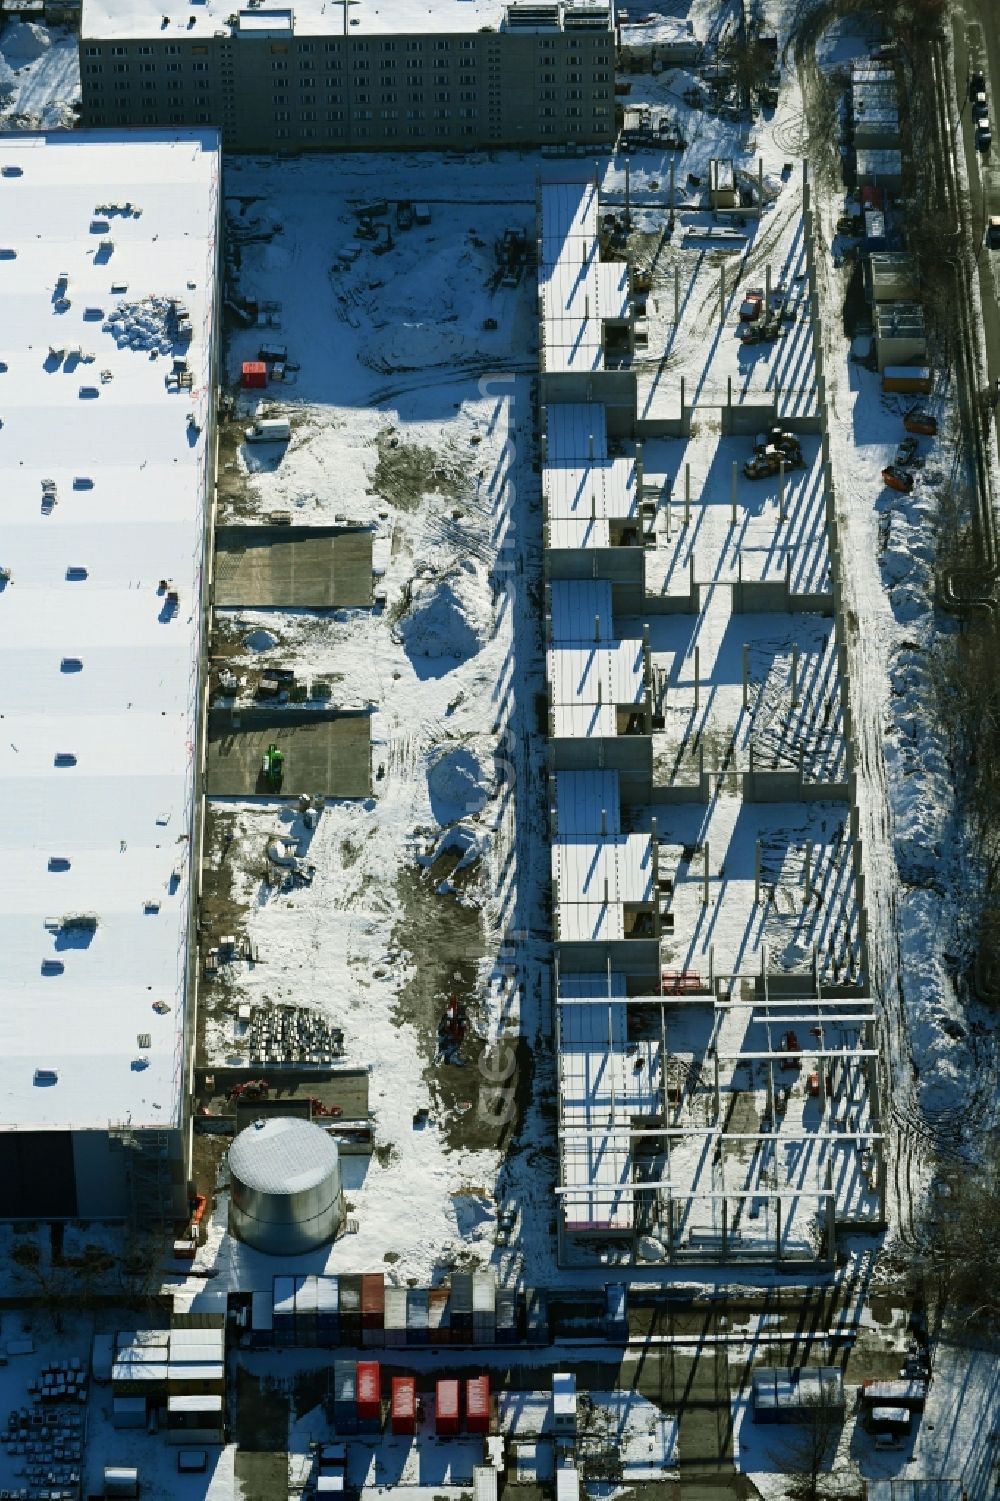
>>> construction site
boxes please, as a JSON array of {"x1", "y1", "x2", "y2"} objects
[{"x1": 538, "y1": 170, "x2": 883, "y2": 1268}]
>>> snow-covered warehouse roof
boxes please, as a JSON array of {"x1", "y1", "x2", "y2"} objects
[
  {"x1": 0, "y1": 129, "x2": 220, "y2": 1131},
  {"x1": 81, "y1": 0, "x2": 612, "y2": 40}
]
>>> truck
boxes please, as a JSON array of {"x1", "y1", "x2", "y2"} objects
[{"x1": 245, "y1": 418, "x2": 291, "y2": 443}]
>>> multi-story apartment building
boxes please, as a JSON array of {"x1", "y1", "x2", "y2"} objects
[{"x1": 79, "y1": 0, "x2": 615, "y2": 152}]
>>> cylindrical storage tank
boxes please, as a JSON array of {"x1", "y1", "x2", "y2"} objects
[
  {"x1": 228, "y1": 1118, "x2": 342, "y2": 1256},
  {"x1": 391, "y1": 1376, "x2": 416, "y2": 1436},
  {"x1": 356, "y1": 1360, "x2": 381, "y2": 1431},
  {"x1": 466, "y1": 1375, "x2": 490, "y2": 1434},
  {"x1": 436, "y1": 1378, "x2": 460, "y2": 1437}
]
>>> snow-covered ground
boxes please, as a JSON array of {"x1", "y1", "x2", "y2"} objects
[
  {"x1": 197, "y1": 154, "x2": 552, "y2": 1291},
  {"x1": 0, "y1": 19, "x2": 78, "y2": 129}
]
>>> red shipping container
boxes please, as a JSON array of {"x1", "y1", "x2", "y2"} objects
[
  {"x1": 356, "y1": 1361, "x2": 381, "y2": 1421},
  {"x1": 241, "y1": 361, "x2": 267, "y2": 389},
  {"x1": 361, "y1": 1272, "x2": 385, "y2": 1327},
  {"x1": 436, "y1": 1378, "x2": 460, "y2": 1436},
  {"x1": 466, "y1": 1375, "x2": 490, "y2": 1434},
  {"x1": 391, "y1": 1376, "x2": 417, "y2": 1436}
]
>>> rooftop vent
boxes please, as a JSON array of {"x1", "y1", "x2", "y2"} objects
[
  {"x1": 33, "y1": 1068, "x2": 59, "y2": 1085},
  {"x1": 65, "y1": 567, "x2": 88, "y2": 581},
  {"x1": 60, "y1": 657, "x2": 83, "y2": 673},
  {"x1": 53, "y1": 752, "x2": 77, "y2": 767}
]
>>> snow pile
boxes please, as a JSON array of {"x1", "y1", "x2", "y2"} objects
[
  {"x1": 1, "y1": 20, "x2": 51, "y2": 61},
  {"x1": 0, "y1": 20, "x2": 78, "y2": 128},
  {"x1": 103, "y1": 298, "x2": 175, "y2": 356},
  {"x1": 427, "y1": 745, "x2": 492, "y2": 826},
  {"x1": 398, "y1": 564, "x2": 487, "y2": 665}
]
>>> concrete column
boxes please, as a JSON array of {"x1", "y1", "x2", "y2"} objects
[
  {"x1": 754, "y1": 840, "x2": 761, "y2": 904},
  {"x1": 731, "y1": 461, "x2": 738, "y2": 527},
  {"x1": 791, "y1": 644, "x2": 799, "y2": 706},
  {"x1": 765, "y1": 263, "x2": 771, "y2": 302},
  {"x1": 674, "y1": 265, "x2": 680, "y2": 323},
  {"x1": 804, "y1": 842, "x2": 812, "y2": 906},
  {"x1": 778, "y1": 459, "x2": 786, "y2": 523},
  {"x1": 719, "y1": 263, "x2": 726, "y2": 325},
  {"x1": 693, "y1": 644, "x2": 700, "y2": 711},
  {"x1": 742, "y1": 643, "x2": 749, "y2": 710},
  {"x1": 703, "y1": 841, "x2": 710, "y2": 906}
]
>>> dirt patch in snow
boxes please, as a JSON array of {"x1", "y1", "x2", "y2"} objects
[
  {"x1": 372, "y1": 427, "x2": 469, "y2": 510},
  {"x1": 392, "y1": 865, "x2": 509, "y2": 1154}
]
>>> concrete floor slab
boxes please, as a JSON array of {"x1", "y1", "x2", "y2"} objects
[
  {"x1": 214, "y1": 526, "x2": 373, "y2": 608},
  {"x1": 206, "y1": 708, "x2": 371, "y2": 798}
]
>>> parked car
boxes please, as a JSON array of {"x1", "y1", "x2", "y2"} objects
[
  {"x1": 976, "y1": 120, "x2": 992, "y2": 152},
  {"x1": 988, "y1": 216, "x2": 1000, "y2": 249},
  {"x1": 972, "y1": 92, "x2": 989, "y2": 121},
  {"x1": 969, "y1": 69, "x2": 986, "y2": 101}
]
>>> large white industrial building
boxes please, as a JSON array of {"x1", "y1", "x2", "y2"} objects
[{"x1": 0, "y1": 129, "x2": 221, "y2": 1221}]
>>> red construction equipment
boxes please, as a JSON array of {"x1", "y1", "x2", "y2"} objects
[{"x1": 226, "y1": 1078, "x2": 270, "y2": 1102}]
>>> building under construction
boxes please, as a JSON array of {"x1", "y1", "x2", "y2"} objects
[{"x1": 536, "y1": 172, "x2": 885, "y2": 1268}]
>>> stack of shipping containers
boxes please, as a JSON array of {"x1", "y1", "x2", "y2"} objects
[
  {"x1": 466, "y1": 1376, "x2": 491, "y2": 1435},
  {"x1": 272, "y1": 1277, "x2": 296, "y2": 1345},
  {"x1": 525, "y1": 1288, "x2": 548, "y2": 1345},
  {"x1": 407, "y1": 1289, "x2": 429, "y2": 1346},
  {"x1": 340, "y1": 1275, "x2": 363, "y2": 1346},
  {"x1": 391, "y1": 1376, "x2": 417, "y2": 1436},
  {"x1": 384, "y1": 1286, "x2": 408, "y2": 1348},
  {"x1": 436, "y1": 1379, "x2": 460, "y2": 1436},
  {"x1": 317, "y1": 1277, "x2": 340, "y2": 1345},
  {"x1": 451, "y1": 1273, "x2": 473, "y2": 1344},
  {"x1": 472, "y1": 1273, "x2": 496, "y2": 1346},
  {"x1": 250, "y1": 1289, "x2": 273, "y2": 1348},
  {"x1": 356, "y1": 1362, "x2": 382, "y2": 1433},
  {"x1": 428, "y1": 1286, "x2": 451, "y2": 1345},
  {"x1": 496, "y1": 1289, "x2": 517, "y2": 1345},
  {"x1": 332, "y1": 1360, "x2": 358, "y2": 1435},
  {"x1": 361, "y1": 1274, "x2": 385, "y2": 1348},
  {"x1": 295, "y1": 1275, "x2": 318, "y2": 1348}
]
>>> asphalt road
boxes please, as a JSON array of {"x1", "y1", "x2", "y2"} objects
[{"x1": 953, "y1": 0, "x2": 1000, "y2": 412}]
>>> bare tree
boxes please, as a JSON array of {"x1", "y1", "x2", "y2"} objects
[
  {"x1": 770, "y1": 1388, "x2": 843, "y2": 1501},
  {"x1": 919, "y1": 1140, "x2": 1000, "y2": 1333}
]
